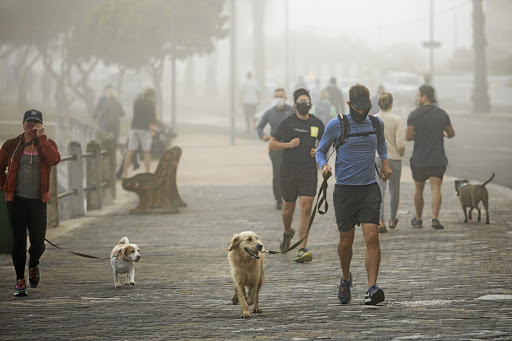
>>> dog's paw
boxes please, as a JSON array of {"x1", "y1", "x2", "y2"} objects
[
  {"x1": 240, "y1": 311, "x2": 251, "y2": 319},
  {"x1": 232, "y1": 294, "x2": 239, "y2": 305},
  {"x1": 253, "y1": 307, "x2": 262, "y2": 314},
  {"x1": 130, "y1": 282, "x2": 135, "y2": 285},
  {"x1": 114, "y1": 283, "x2": 121, "y2": 288}
]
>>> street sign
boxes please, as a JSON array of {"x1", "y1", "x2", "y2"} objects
[{"x1": 423, "y1": 41, "x2": 441, "y2": 48}]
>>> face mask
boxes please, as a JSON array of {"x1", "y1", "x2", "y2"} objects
[
  {"x1": 275, "y1": 98, "x2": 285, "y2": 108},
  {"x1": 296, "y1": 102, "x2": 311, "y2": 116},
  {"x1": 350, "y1": 106, "x2": 370, "y2": 123},
  {"x1": 23, "y1": 123, "x2": 36, "y2": 136}
]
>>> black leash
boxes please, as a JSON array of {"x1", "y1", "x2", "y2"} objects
[
  {"x1": 45, "y1": 238, "x2": 110, "y2": 260},
  {"x1": 264, "y1": 171, "x2": 331, "y2": 255}
]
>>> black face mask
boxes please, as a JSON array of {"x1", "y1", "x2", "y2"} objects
[
  {"x1": 296, "y1": 102, "x2": 311, "y2": 116},
  {"x1": 350, "y1": 105, "x2": 370, "y2": 123}
]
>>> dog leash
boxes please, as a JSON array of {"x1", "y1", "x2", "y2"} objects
[
  {"x1": 45, "y1": 238, "x2": 111, "y2": 260},
  {"x1": 264, "y1": 171, "x2": 332, "y2": 255}
]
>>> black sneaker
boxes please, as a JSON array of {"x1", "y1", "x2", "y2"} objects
[
  {"x1": 431, "y1": 219, "x2": 444, "y2": 230},
  {"x1": 337, "y1": 273, "x2": 352, "y2": 304},
  {"x1": 411, "y1": 217, "x2": 423, "y2": 228},
  {"x1": 364, "y1": 284, "x2": 385, "y2": 305},
  {"x1": 29, "y1": 267, "x2": 40, "y2": 288},
  {"x1": 279, "y1": 229, "x2": 295, "y2": 252}
]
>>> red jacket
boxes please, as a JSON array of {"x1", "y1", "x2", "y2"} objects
[{"x1": 0, "y1": 133, "x2": 61, "y2": 202}]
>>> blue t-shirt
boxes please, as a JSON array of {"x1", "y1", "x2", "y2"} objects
[{"x1": 316, "y1": 114, "x2": 388, "y2": 185}]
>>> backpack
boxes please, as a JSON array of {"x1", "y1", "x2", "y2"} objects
[{"x1": 333, "y1": 114, "x2": 381, "y2": 150}]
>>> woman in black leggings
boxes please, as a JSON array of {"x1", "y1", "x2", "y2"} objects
[{"x1": 0, "y1": 109, "x2": 60, "y2": 296}]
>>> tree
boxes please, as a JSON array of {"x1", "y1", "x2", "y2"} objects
[
  {"x1": 472, "y1": 0, "x2": 491, "y2": 113},
  {"x1": 84, "y1": 0, "x2": 228, "y2": 109}
]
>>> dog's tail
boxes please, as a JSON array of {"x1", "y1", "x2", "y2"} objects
[
  {"x1": 119, "y1": 237, "x2": 129, "y2": 245},
  {"x1": 482, "y1": 172, "x2": 495, "y2": 187}
]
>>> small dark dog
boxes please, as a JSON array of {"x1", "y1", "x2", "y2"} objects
[{"x1": 454, "y1": 173, "x2": 495, "y2": 224}]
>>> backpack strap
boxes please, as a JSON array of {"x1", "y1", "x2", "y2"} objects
[
  {"x1": 333, "y1": 114, "x2": 350, "y2": 150},
  {"x1": 369, "y1": 115, "x2": 381, "y2": 141}
]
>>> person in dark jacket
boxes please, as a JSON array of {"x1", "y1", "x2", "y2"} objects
[
  {"x1": 256, "y1": 88, "x2": 294, "y2": 210},
  {"x1": 0, "y1": 109, "x2": 61, "y2": 297},
  {"x1": 324, "y1": 77, "x2": 345, "y2": 115}
]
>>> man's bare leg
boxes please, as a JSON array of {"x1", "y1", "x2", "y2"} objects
[
  {"x1": 122, "y1": 150, "x2": 135, "y2": 179},
  {"x1": 361, "y1": 223, "x2": 381, "y2": 287},
  {"x1": 414, "y1": 180, "x2": 426, "y2": 220},
  {"x1": 297, "y1": 195, "x2": 314, "y2": 249},
  {"x1": 338, "y1": 228, "x2": 355, "y2": 280},
  {"x1": 429, "y1": 177, "x2": 443, "y2": 219}
]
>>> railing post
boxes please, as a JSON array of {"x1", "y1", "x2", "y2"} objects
[
  {"x1": 100, "y1": 138, "x2": 116, "y2": 204},
  {"x1": 47, "y1": 167, "x2": 59, "y2": 227},
  {"x1": 86, "y1": 140, "x2": 102, "y2": 210},
  {"x1": 68, "y1": 141, "x2": 85, "y2": 218}
]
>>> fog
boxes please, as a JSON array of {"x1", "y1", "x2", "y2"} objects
[{"x1": 0, "y1": 0, "x2": 511, "y2": 139}]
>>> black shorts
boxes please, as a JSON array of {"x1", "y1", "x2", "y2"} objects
[
  {"x1": 333, "y1": 182, "x2": 381, "y2": 232},
  {"x1": 411, "y1": 165, "x2": 446, "y2": 182},
  {"x1": 279, "y1": 166, "x2": 318, "y2": 202}
]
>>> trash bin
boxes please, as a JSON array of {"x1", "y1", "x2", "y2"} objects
[{"x1": 0, "y1": 191, "x2": 13, "y2": 253}]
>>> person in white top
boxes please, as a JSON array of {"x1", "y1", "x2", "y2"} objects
[
  {"x1": 374, "y1": 93, "x2": 405, "y2": 232},
  {"x1": 239, "y1": 72, "x2": 261, "y2": 133}
]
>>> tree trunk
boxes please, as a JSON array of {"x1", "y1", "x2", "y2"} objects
[
  {"x1": 472, "y1": 0, "x2": 491, "y2": 113},
  {"x1": 17, "y1": 51, "x2": 41, "y2": 111}
]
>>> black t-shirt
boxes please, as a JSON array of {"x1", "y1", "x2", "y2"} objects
[
  {"x1": 272, "y1": 114, "x2": 324, "y2": 168},
  {"x1": 131, "y1": 97, "x2": 156, "y2": 130},
  {"x1": 407, "y1": 105, "x2": 452, "y2": 167}
]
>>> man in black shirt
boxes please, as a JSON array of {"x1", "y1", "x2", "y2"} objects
[
  {"x1": 324, "y1": 77, "x2": 345, "y2": 115},
  {"x1": 121, "y1": 88, "x2": 157, "y2": 178},
  {"x1": 406, "y1": 85, "x2": 455, "y2": 230},
  {"x1": 269, "y1": 88, "x2": 324, "y2": 263},
  {"x1": 256, "y1": 88, "x2": 294, "y2": 210}
]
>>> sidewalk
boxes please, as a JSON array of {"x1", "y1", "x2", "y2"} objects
[{"x1": 1, "y1": 128, "x2": 511, "y2": 340}]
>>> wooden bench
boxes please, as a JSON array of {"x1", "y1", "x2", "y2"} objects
[{"x1": 122, "y1": 146, "x2": 187, "y2": 214}]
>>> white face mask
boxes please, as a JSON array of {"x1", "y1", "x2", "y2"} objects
[{"x1": 274, "y1": 98, "x2": 285, "y2": 108}]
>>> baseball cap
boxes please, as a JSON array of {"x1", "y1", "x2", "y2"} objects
[
  {"x1": 23, "y1": 109, "x2": 43, "y2": 122},
  {"x1": 350, "y1": 94, "x2": 372, "y2": 111}
]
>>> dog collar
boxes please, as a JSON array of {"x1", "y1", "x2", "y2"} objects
[{"x1": 460, "y1": 182, "x2": 469, "y2": 188}]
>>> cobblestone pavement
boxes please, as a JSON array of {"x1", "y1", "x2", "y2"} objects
[{"x1": 1, "y1": 131, "x2": 511, "y2": 340}]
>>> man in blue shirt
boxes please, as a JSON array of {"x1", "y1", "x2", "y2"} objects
[
  {"x1": 316, "y1": 84, "x2": 392, "y2": 305},
  {"x1": 256, "y1": 88, "x2": 295, "y2": 210}
]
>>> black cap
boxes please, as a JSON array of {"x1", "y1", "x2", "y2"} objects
[
  {"x1": 23, "y1": 109, "x2": 43, "y2": 123},
  {"x1": 351, "y1": 98, "x2": 372, "y2": 111}
]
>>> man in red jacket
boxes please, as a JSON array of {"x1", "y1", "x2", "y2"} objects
[{"x1": 0, "y1": 109, "x2": 61, "y2": 296}]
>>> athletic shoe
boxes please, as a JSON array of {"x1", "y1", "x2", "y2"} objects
[
  {"x1": 29, "y1": 267, "x2": 40, "y2": 288},
  {"x1": 389, "y1": 218, "x2": 399, "y2": 229},
  {"x1": 364, "y1": 284, "x2": 385, "y2": 305},
  {"x1": 411, "y1": 217, "x2": 423, "y2": 228},
  {"x1": 337, "y1": 273, "x2": 352, "y2": 304},
  {"x1": 293, "y1": 248, "x2": 312, "y2": 263},
  {"x1": 431, "y1": 219, "x2": 445, "y2": 230},
  {"x1": 279, "y1": 229, "x2": 295, "y2": 252},
  {"x1": 14, "y1": 279, "x2": 27, "y2": 297}
]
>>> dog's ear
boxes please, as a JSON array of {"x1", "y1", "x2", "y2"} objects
[
  {"x1": 117, "y1": 246, "x2": 125, "y2": 260},
  {"x1": 228, "y1": 234, "x2": 239, "y2": 251}
]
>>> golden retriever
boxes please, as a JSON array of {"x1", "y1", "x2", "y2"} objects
[{"x1": 228, "y1": 231, "x2": 264, "y2": 318}]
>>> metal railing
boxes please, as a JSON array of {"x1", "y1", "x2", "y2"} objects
[{"x1": 47, "y1": 138, "x2": 117, "y2": 227}]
